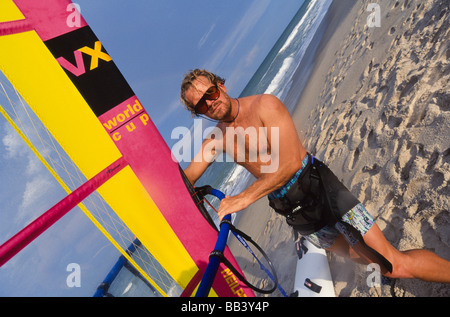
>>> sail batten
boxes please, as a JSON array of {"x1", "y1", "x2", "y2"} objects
[{"x1": 0, "y1": 20, "x2": 33, "y2": 36}]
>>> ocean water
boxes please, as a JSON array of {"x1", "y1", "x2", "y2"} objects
[
  {"x1": 101, "y1": 0, "x2": 334, "y2": 297},
  {"x1": 241, "y1": 0, "x2": 332, "y2": 108}
]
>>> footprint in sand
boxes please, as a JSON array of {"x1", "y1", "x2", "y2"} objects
[
  {"x1": 346, "y1": 145, "x2": 362, "y2": 172},
  {"x1": 398, "y1": 74, "x2": 420, "y2": 99},
  {"x1": 362, "y1": 163, "x2": 381, "y2": 176},
  {"x1": 432, "y1": 90, "x2": 450, "y2": 112}
]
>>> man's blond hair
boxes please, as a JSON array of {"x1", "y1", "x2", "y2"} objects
[{"x1": 180, "y1": 69, "x2": 226, "y2": 115}]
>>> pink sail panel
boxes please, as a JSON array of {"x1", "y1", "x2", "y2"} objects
[{"x1": 11, "y1": 0, "x2": 88, "y2": 41}]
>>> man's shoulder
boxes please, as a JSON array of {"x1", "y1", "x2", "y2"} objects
[
  {"x1": 242, "y1": 93, "x2": 280, "y2": 102},
  {"x1": 242, "y1": 94, "x2": 282, "y2": 110}
]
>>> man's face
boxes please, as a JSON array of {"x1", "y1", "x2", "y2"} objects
[{"x1": 185, "y1": 76, "x2": 232, "y2": 121}]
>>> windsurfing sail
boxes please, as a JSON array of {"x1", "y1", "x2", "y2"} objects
[{"x1": 0, "y1": 0, "x2": 254, "y2": 297}]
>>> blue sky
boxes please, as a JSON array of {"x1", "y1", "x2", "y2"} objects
[
  {"x1": 77, "y1": 0, "x2": 305, "y2": 145},
  {"x1": 0, "y1": 0, "x2": 304, "y2": 296}
]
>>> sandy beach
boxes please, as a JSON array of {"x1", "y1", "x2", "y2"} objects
[{"x1": 229, "y1": 0, "x2": 449, "y2": 297}]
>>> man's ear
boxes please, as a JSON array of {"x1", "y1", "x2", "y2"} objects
[{"x1": 217, "y1": 81, "x2": 227, "y2": 93}]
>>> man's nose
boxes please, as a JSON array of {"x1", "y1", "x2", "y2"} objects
[{"x1": 205, "y1": 99, "x2": 215, "y2": 109}]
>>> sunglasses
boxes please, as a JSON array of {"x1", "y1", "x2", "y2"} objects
[{"x1": 194, "y1": 84, "x2": 220, "y2": 115}]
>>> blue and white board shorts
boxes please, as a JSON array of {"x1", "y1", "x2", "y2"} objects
[{"x1": 304, "y1": 203, "x2": 374, "y2": 249}]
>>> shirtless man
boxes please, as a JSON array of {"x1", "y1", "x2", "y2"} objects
[{"x1": 180, "y1": 69, "x2": 450, "y2": 283}]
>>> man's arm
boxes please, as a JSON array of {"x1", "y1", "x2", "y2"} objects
[
  {"x1": 217, "y1": 95, "x2": 305, "y2": 219},
  {"x1": 184, "y1": 137, "x2": 219, "y2": 185}
]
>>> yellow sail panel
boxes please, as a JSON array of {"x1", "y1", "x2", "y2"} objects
[
  {"x1": 0, "y1": 32, "x2": 118, "y2": 171},
  {"x1": 0, "y1": 1, "x2": 24, "y2": 22},
  {"x1": 0, "y1": 29, "x2": 197, "y2": 289}
]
